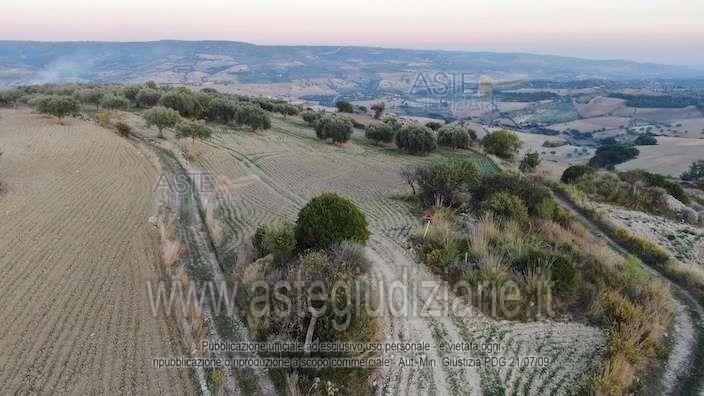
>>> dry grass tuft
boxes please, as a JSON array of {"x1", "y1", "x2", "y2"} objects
[
  {"x1": 179, "y1": 139, "x2": 202, "y2": 161},
  {"x1": 205, "y1": 204, "x2": 224, "y2": 246},
  {"x1": 162, "y1": 240, "x2": 183, "y2": 267}
]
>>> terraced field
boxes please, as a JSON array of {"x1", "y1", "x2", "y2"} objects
[
  {"x1": 0, "y1": 109, "x2": 192, "y2": 394},
  {"x1": 180, "y1": 115, "x2": 605, "y2": 394}
]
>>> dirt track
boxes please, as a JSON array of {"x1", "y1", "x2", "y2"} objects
[{"x1": 0, "y1": 109, "x2": 192, "y2": 394}]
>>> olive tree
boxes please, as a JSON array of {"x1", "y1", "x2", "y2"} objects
[
  {"x1": 176, "y1": 120, "x2": 213, "y2": 143},
  {"x1": 122, "y1": 85, "x2": 142, "y2": 101},
  {"x1": 365, "y1": 122, "x2": 395, "y2": 144},
  {"x1": 371, "y1": 102, "x2": 385, "y2": 119},
  {"x1": 135, "y1": 88, "x2": 162, "y2": 108},
  {"x1": 76, "y1": 88, "x2": 104, "y2": 111},
  {"x1": 314, "y1": 114, "x2": 354, "y2": 143},
  {"x1": 206, "y1": 98, "x2": 237, "y2": 123},
  {"x1": 234, "y1": 103, "x2": 271, "y2": 131},
  {"x1": 143, "y1": 106, "x2": 181, "y2": 138},
  {"x1": 160, "y1": 90, "x2": 201, "y2": 118},
  {"x1": 482, "y1": 130, "x2": 522, "y2": 159},
  {"x1": 437, "y1": 124, "x2": 473, "y2": 149},
  {"x1": 395, "y1": 125, "x2": 437, "y2": 155},
  {"x1": 100, "y1": 94, "x2": 130, "y2": 111},
  {"x1": 0, "y1": 89, "x2": 23, "y2": 108},
  {"x1": 29, "y1": 95, "x2": 80, "y2": 122}
]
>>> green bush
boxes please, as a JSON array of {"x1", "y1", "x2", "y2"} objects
[
  {"x1": 437, "y1": 124, "x2": 472, "y2": 149},
  {"x1": 519, "y1": 152, "x2": 541, "y2": 173},
  {"x1": 681, "y1": 160, "x2": 704, "y2": 184},
  {"x1": 414, "y1": 159, "x2": 480, "y2": 207},
  {"x1": 301, "y1": 110, "x2": 321, "y2": 125},
  {"x1": 561, "y1": 165, "x2": 595, "y2": 184},
  {"x1": 480, "y1": 192, "x2": 529, "y2": 223},
  {"x1": 115, "y1": 122, "x2": 132, "y2": 137},
  {"x1": 425, "y1": 239, "x2": 459, "y2": 267},
  {"x1": 314, "y1": 114, "x2": 354, "y2": 143},
  {"x1": 481, "y1": 130, "x2": 522, "y2": 159},
  {"x1": 262, "y1": 221, "x2": 297, "y2": 265},
  {"x1": 619, "y1": 170, "x2": 689, "y2": 204},
  {"x1": 365, "y1": 123, "x2": 395, "y2": 144},
  {"x1": 588, "y1": 144, "x2": 639, "y2": 169},
  {"x1": 513, "y1": 249, "x2": 576, "y2": 294},
  {"x1": 534, "y1": 197, "x2": 559, "y2": 220},
  {"x1": 335, "y1": 100, "x2": 354, "y2": 113},
  {"x1": 295, "y1": 193, "x2": 370, "y2": 251},
  {"x1": 251, "y1": 225, "x2": 269, "y2": 256},
  {"x1": 0, "y1": 88, "x2": 23, "y2": 107},
  {"x1": 473, "y1": 174, "x2": 556, "y2": 218},
  {"x1": 633, "y1": 134, "x2": 657, "y2": 146},
  {"x1": 395, "y1": 125, "x2": 437, "y2": 155}
]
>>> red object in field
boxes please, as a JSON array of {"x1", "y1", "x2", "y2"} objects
[{"x1": 422, "y1": 211, "x2": 433, "y2": 222}]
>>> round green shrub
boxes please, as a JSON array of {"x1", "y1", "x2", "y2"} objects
[
  {"x1": 561, "y1": 165, "x2": 595, "y2": 184},
  {"x1": 480, "y1": 192, "x2": 529, "y2": 223},
  {"x1": 295, "y1": 193, "x2": 370, "y2": 251},
  {"x1": 395, "y1": 125, "x2": 437, "y2": 155}
]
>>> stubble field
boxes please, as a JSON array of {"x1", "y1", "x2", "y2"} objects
[{"x1": 0, "y1": 109, "x2": 191, "y2": 394}]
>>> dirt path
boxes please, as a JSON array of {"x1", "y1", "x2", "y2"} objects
[
  {"x1": 554, "y1": 194, "x2": 704, "y2": 395},
  {"x1": 0, "y1": 109, "x2": 192, "y2": 394},
  {"x1": 146, "y1": 142, "x2": 276, "y2": 395}
]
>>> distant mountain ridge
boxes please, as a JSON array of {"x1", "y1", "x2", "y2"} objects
[{"x1": 0, "y1": 40, "x2": 702, "y2": 87}]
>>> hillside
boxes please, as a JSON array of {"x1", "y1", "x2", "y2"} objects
[{"x1": 1, "y1": 40, "x2": 702, "y2": 89}]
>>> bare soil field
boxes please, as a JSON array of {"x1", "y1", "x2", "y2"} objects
[
  {"x1": 574, "y1": 96, "x2": 627, "y2": 118},
  {"x1": 0, "y1": 109, "x2": 191, "y2": 394},
  {"x1": 634, "y1": 106, "x2": 704, "y2": 123},
  {"x1": 168, "y1": 114, "x2": 605, "y2": 394},
  {"x1": 617, "y1": 136, "x2": 704, "y2": 177},
  {"x1": 515, "y1": 131, "x2": 593, "y2": 179},
  {"x1": 551, "y1": 116, "x2": 631, "y2": 133}
]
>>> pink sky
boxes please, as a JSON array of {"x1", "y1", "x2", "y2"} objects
[{"x1": 2, "y1": 0, "x2": 703, "y2": 65}]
